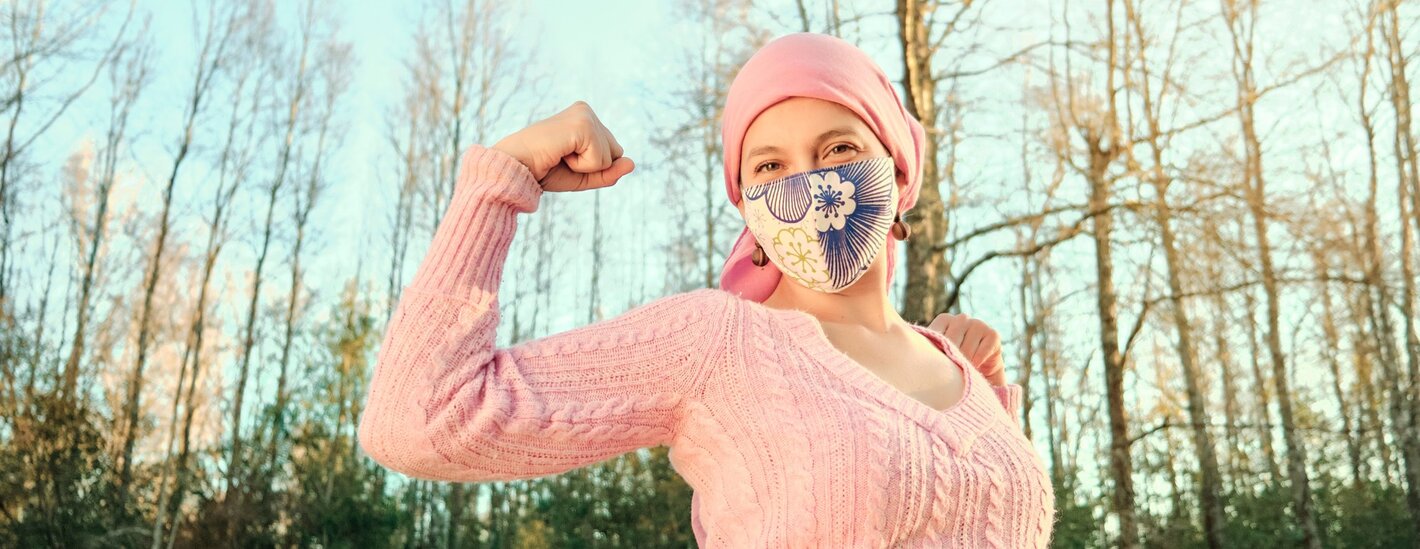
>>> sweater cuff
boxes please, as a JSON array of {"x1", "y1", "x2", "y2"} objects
[
  {"x1": 458, "y1": 144, "x2": 542, "y2": 212},
  {"x1": 406, "y1": 144, "x2": 542, "y2": 299},
  {"x1": 992, "y1": 383, "x2": 1023, "y2": 419}
]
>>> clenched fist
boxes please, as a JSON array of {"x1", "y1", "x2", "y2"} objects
[
  {"x1": 492, "y1": 100, "x2": 635, "y2": 193},
  {"x1": 928, "y1": 312, "x2": 1005, "y2": 386}
]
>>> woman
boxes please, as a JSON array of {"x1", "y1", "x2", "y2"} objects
[{"x1": 359, "y1": 32, "x2": 1055, "y2": 547}]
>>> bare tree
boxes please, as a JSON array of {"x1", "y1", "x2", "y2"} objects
[
  {"x1": 383, "y1": 90, "x2": 427, "y2": 317},
  {"x1": 1238, "y1": 262, "x2": 1283, "y2": 482},
  {"x1": 1220, "y1": 1, "x2": 1320, "y2": 545},
  {"x1": 2, "y1": 0, "x2": 133, "y2": 403},
  {"x1": 1202, "y1": 236, "x2": 1245, "y2": 485},
  {"x1": 108, "y1": 29, "x2": 162, "y2": 502},
  {"x1": 1120, "y1": 0, "x2": 1224, "y2": 544},
  {"x1": 1345, "y1": 0, "x2": 1420, "y2": 534},
  {"x1": 1312, "y1": 236, "x2": 1365, "y2": 489},
  {"x1": 420, "y1": 0, "x2": 530, "y2": 228},
  {"x1": 61, "y1": 39, "x2": 144, "y2": 401},
  {"x1": 265, "y1": 10, "x2": 351, "y2": 487},
  {"x1": 1041, "y1": 0, "x2": 1139, "y2": 544},
  {"x1": 1352, "y1": 0, "x2": 1409, "y2": 502},
  {"x1": 1379, "y1": 4, "x2": 1420, "y2": 504},
  {"x1": 0, "y1": 1, "x2": 133, "y2": 310},
  {"x1": 227, "y1": 0, "x2": 315, "y2": 499},
  {"x1": 1379, "y1": 0, "x2": 1420, "y2": 245},
  {"x1": 157, "y1": 50, "x2": 262, "y2": 549},
  {"x1": 652, "y1": 0, "x2": 768, "y2": 291},
  {"x1": 147, "y1": 3, "x2": 261, "y2": 539}
]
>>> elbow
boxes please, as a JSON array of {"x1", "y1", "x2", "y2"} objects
[
  {"x1": 356, "y1": 385, "x2": 439, "y2": 480},
  {"x1": 357, "y1": 404, "x2": 410, "y2": 476},
  {"x1": 357, "y1": 389, "x2": 510, "y2": 483},
  {"x1": 357, "y1": 406, "x2": 448, "y2": 481},
  {"x1": 356, "y1": 339, "x2": 525, "y2": 482},
  {"x1": 356, "y1": 338, "x2": 446, "y2": 479}
]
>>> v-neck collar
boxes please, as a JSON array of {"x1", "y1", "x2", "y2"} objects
[{"x1": 758, "y1": 304, "x2": 1002, "y2": 455}]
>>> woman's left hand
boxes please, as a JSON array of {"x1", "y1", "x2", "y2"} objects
[{"x1": 929, "y1": 312, "x2": 1005, "y2": 386}]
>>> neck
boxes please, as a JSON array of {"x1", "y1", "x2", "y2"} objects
[{"x1": 761, "y1": 249, "x2": 902, "y2": 332}]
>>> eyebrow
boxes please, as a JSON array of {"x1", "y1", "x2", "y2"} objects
[{"x1": 745, "y1": 126, "x2": 861, "y2": 161}]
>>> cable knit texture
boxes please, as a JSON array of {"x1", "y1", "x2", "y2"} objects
[{"x1": 358, "y1": 144, "x2": 1058, "y2": 547}]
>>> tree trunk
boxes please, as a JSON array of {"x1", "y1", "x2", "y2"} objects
[
  {"x1": 1125, "y1": 0, "x2": 1225, "y2": 536},
  {"x1": 1381, "y1": 8, "x2": 1420, "y2": 517},
  {"x1": 896, "y1": 0, "x2": 949, "y2": 324},
  {"x1": 1222, "y1": 3, "x2": 1320, "y2": 544},
  {"x1": 1086, "y1": 141, "x2": 1137, "y2": 548},
  {"x1": 1240, "y1": 272, "x2": 1282, "y2": 483},
  {"x1": 62, "y1": 73, "x2": 132, "y2": 399},
  {"x1": 228, "y1": 12, "x2": 314, "y2": 507},
  {"x1": 1358, "y1": 6, "x2": 1420, "y2": 533},
  {"x1": 1314, "y1": 247, "x2": 1364, "y2": 489},
  {"x1": 1154, "y1": 194, "x2": 1226, "y2": 548}
]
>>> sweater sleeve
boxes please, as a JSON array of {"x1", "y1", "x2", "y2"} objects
[
  {"x1": 357, "y1": 144, "x2": 738, "y2": 482},
  {"x1": 992, "y1": 383, "x2": 1024, "y2": 420}
]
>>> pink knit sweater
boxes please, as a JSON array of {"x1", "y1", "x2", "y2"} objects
[{"x1": 358, "y1": 145, "x2": 1057, "y2": 547}]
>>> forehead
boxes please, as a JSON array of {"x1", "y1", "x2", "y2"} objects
[{"x1": 741, "y1": 97, "x2": 871, "y2": 155}]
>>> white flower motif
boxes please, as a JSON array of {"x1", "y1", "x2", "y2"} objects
[{"x1": 809, "y1": 171, "x2": 857, "y2": 232}]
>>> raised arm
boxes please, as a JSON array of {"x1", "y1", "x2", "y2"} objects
[{"x1": 358, "y1": 122, "x2": 739, "y2": 482}]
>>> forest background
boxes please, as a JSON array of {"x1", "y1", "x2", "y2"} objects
[{"x1": 2, "y1": 0, "x2": 1418, "y2": 547}]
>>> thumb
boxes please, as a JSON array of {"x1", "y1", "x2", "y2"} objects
[
  {"x1": 543, "y1": 156, "x2": 635, "y2": 192},
  {"x1": 583, "y1": 156, "x2": 635, "y2": 189},
  {"x1": 606, "y1": 156, "x2": 635, "y2": 180}
]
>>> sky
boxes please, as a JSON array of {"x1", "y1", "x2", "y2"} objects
[
  {"x1": 37, "y1": 0, "x2": 709, "y2": 328},
  {"x1": 32, "y1": 0, "x2": 1380, "y2": 367},
  {"x1": 33, "y1": 0, "x2": 1380, "y2": 373}
]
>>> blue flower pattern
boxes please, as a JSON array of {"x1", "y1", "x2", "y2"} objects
[{"x1": 743, "y1": 156, "x2": 897, "y2": 289}]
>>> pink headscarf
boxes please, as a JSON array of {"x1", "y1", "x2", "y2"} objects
[{"x1": 717, "y1": 32, "x2": 929, "y2": 302}]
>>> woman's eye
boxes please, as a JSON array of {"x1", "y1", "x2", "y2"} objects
[
  {"x1": 829, "y1": 144, "x2": 855, "y2": 155},
  {"x1": 755, "y1": 162, "x2": 780, "y2": 174}
]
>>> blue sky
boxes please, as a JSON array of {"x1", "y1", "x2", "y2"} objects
[{"x1": 33, "y1": 0, "x2": 1375, "y2": 366}]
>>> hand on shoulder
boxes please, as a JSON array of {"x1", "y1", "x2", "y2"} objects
[{"x1": 928, "y1": 312, "x2": 1005, "y2": 386}]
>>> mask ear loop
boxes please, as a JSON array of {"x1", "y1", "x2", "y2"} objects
[
  {"x1": 888, "y1": 163, "x2": 911, "y2": 241},
  {"x1": 738, "y1": 177, "x2": 771, "y2": 267}
]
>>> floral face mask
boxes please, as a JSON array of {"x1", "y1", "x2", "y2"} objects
[{"x1": 741, "y1": 156, "x2": 898, "y2": 293}]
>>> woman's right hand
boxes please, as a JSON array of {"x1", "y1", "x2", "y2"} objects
[
  {"x1": 491, "y1": 100, "x2": 636, "y2": 193},
  {"x1": 928, "y1": 312, "x2": 1006, "y2": 386}
]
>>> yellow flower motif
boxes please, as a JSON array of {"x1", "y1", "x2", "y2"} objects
[{"x1": 772, "y1": 227, "x2": 829, "y2": 287}]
